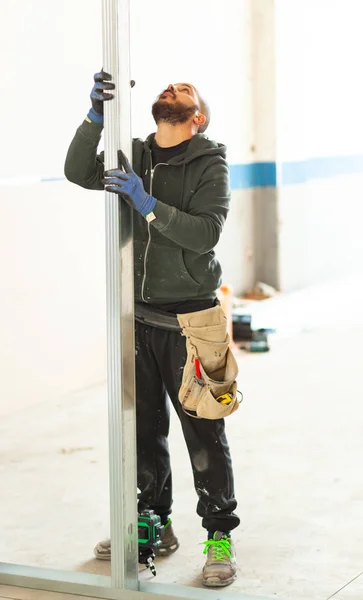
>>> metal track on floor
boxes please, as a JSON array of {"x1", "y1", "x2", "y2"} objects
[{"x1": 0, "y1": 563, "x2": 280, "y2": 600}]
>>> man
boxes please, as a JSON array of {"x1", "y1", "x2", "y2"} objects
[{"x1": 64, "y1": 71, "x2": 240, "y2": 587}]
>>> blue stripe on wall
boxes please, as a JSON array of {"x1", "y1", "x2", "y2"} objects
[
  {"x1": 281, "y1": 154, "x2": 363, "y2": 186},
  {"x1": 1, "y1": 155, "x2": 363, "y2": 190},
  {"x1": 40, "y1": 177, "x2": 67, "y2": 183},
  {"x1": 229, "y1": 154, "x2": 363, "y2": 189},
  {"x1": 229, "y1": 162, "x2": 276, "y2": 189}
]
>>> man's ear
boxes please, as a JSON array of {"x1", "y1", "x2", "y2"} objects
[{"x1": 193, "y1": 112, "x2": 206, "y2": 129}]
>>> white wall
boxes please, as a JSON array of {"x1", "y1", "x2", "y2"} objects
[
  {"x1": 0, "y1": 0, "x2": 103, "y2": 180},
  {"x1": 276, "y1": 0, "x2": 363, "y2": 162},
  {"x1": 0, "y1": 182, "x2": 107, "y2": 416},
  {"x1": 278, "y1": 176, "x2": 363, "y2": 290},
  {"x1": 0, "y1": 1, "x2": 108, "y2": 413},
  {"x1": 275, "y1": 0, "x2": 363, "y2": 291}
]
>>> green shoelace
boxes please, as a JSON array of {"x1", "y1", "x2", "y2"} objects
[{"x1": 203, "y1": 535, "x2": 232, "y2": 561}]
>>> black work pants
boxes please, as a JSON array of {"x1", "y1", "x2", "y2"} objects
[{"x1": 135, "y1": 319, "x2": 240, "y2": 534}]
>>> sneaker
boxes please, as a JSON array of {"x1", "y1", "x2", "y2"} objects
[
  {"x1": 94, "y1": 520, "x2": 179, "y2": 561},
  {"x1": 154, "y1": 519, "x2": 179, "y2": 556},
  {"x1": 202, "y1": 531, "x2": 237, "y2": 587}
]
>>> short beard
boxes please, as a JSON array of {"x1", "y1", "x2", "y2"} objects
[{"x1": 151, "y1": 99, "x2": 199, "y2": 126}]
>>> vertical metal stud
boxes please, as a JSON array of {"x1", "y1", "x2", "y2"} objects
[{"x1": 102, "y1": 0, "x2": 138, "y2": 591}]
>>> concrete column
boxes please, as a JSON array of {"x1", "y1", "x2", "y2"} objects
[{"x1": 249, "y1": 0, "x2": 279, "y2": 290}]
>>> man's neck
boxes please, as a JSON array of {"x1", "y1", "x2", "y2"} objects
[{"x1": 154, "y1": 122, "x2": 195, "y2": 148}]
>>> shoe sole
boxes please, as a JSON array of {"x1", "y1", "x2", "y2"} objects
[
  {"x1": 94, "y1": 541, "x2": 180, "y2": 561},
  {"x1": 202, "y1": 574, "x2": 237, "y2": 587},
  {"x1": 95, "y1": 554, "x2": 111, "y2": 561}
]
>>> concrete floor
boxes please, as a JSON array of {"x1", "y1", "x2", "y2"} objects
[{"x1": 1, "y1": 316, "x2": 363, "y2": 599}]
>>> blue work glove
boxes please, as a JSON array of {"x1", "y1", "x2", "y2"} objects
[
  {"x1": 87, "y1": 70, "x2": 115, "y2": 124},
  {"x1": 104, "y1": 153, "x2": 157, "y2": 217}
]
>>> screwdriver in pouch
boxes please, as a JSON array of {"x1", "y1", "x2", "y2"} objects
[{"x1": 194, "y1": 357, "x2": 204, "y2": 384}]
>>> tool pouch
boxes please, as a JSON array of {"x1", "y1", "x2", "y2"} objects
[{"x1": 177, "y1": 305, "x2": 240, "y2": 419}]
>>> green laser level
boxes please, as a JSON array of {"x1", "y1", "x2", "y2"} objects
[{"x1": 138, "y1": 509, "x2": 164, "y2": 576}]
